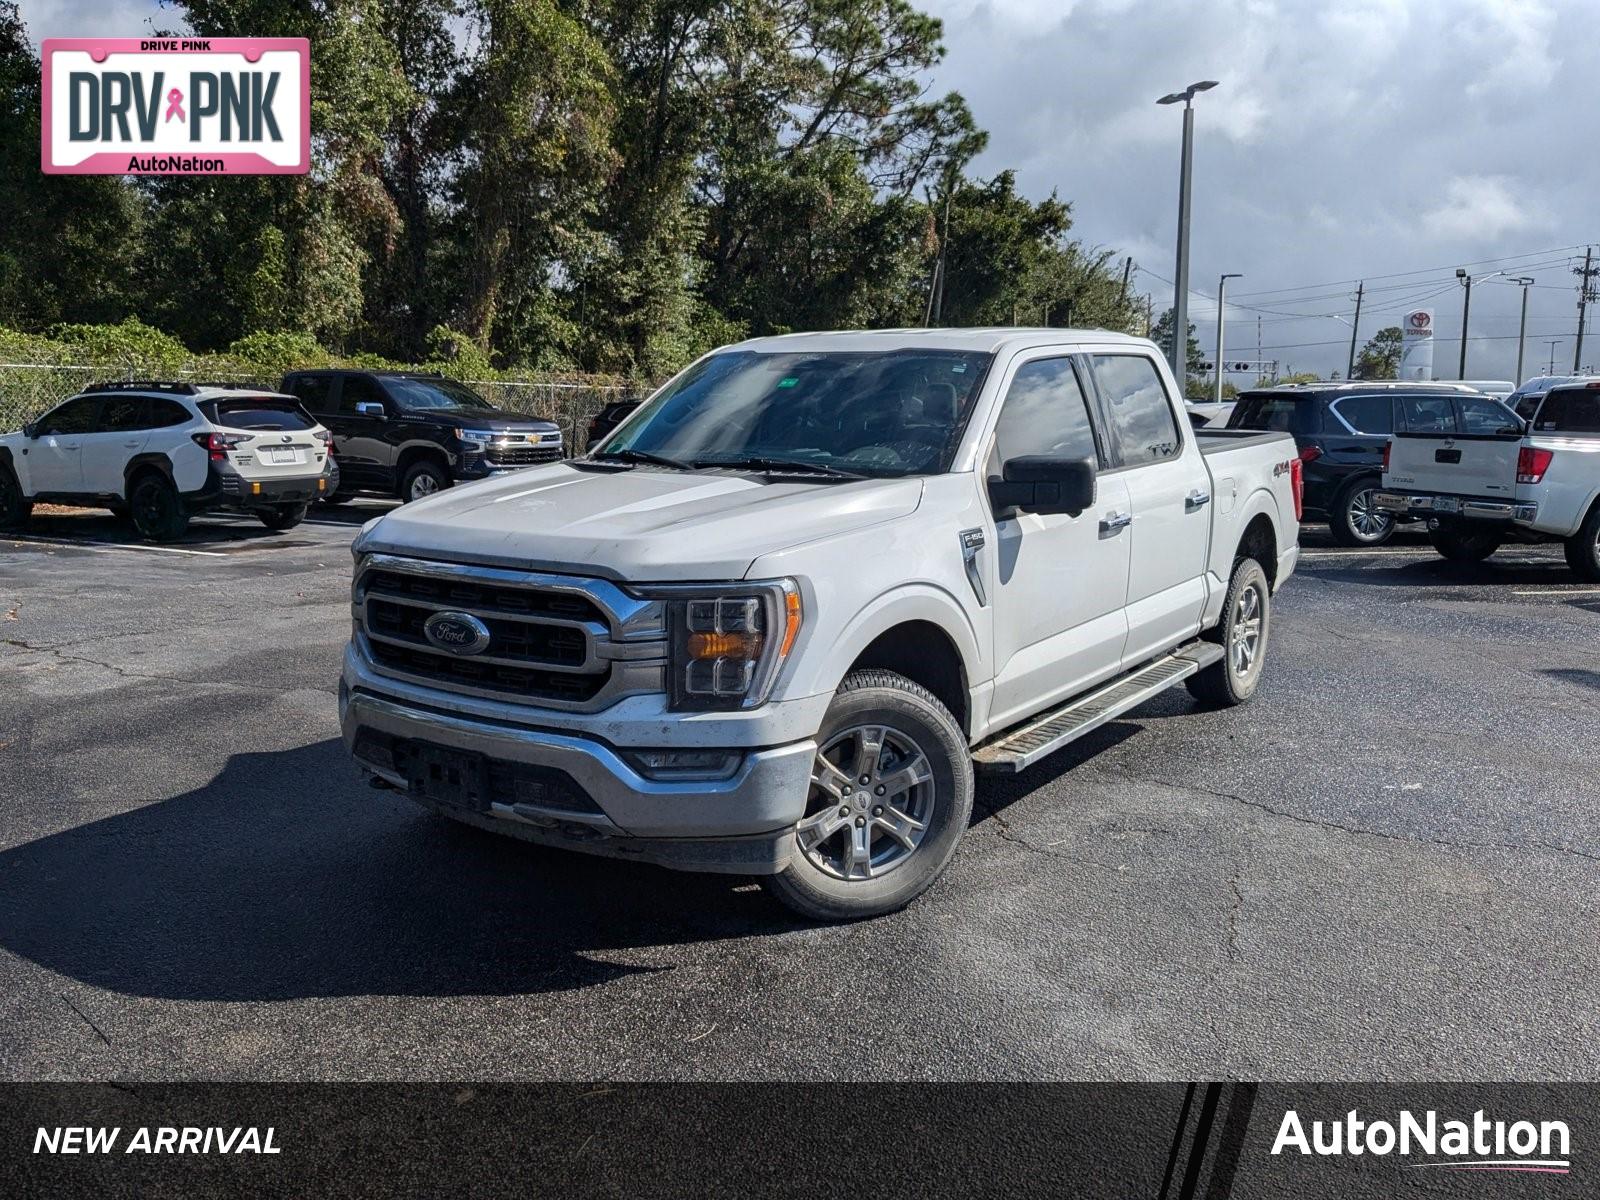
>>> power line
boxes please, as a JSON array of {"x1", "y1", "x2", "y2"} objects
[{"x1": 1226, "y1": 243, "x2": 1595, "y2": 301}]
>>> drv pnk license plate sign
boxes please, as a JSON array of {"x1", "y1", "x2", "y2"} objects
[{"x1": 41, "y1": 38, "x2": 309, "y2": 175}]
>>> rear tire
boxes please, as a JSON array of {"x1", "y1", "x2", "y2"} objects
[
  {"x1": 0, "y1": 467, "x2": 31, "y2": 530},
  {"x1": 1328, "y1": 477, "x2": 1395, "y2": 546},
  {"x1": 128, "y1": 473, "x2": 189, "y2": 542},
  {"x1": 1564, "y1": 504, "x2": 1600, "y2": 582},
  {"x1": 399, "y1": 459, "x2": 449, "y2": 503},
  {"x1": 760, "y1": 669, "x2": 972, "y2": 922},
  {"x1": 258, "y1": 503, "x2": 308, "y2": 531},
  {"x1": 1428, "y1": 524, "x2": 1501, "y2": 563},
  {"x1": 1187, "y1": 557, "x2": 1270, "y2": 707}
]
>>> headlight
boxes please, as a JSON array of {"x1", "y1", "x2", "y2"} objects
[
  {"x1": 636, "y1": 580, "x2": 802, "y2": 710},
  {"x1": 455, "y1": 429, "x2": 497, "y2": 446}
]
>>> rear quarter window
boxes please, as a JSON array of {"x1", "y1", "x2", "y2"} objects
[
  {"x1": 1533, "y1": 389, "x2": 1600, "y2": 434},
  {"x1": 201, "y1": 398, "x2": 317, "y2": 431},
  {"x1": 1228, "y1": 394, "x2": 1315, "y2": 435}
]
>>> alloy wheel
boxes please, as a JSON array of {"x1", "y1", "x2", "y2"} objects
[
  {"x1": 1348, "y1": 488, "x2": 1393, "y2": 541},
  {"x1": 409, "y1": 474, "x2": 440, "y2": 500},
  {"x1": 796, "y1": 724, "x2": 936, "y2": 881},
  {"x1": 1230, "y1": 582, "x2": 1265, "y2": 678}
]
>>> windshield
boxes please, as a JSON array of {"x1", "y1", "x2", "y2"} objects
[
  {"x1": 602, "y1": 349, "x2": 992, "y2": 478},
  {"x1": 384, "y1": 377, "x2": 495, "y2": 413}
]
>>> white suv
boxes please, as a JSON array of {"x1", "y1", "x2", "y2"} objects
[{"x1": 0, "y1": 382, "x2": 334, "y2": 541}]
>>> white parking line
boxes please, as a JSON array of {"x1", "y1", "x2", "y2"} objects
[
  {"x1": 3, "y1": 534, "x2": 226, "y2": 558},
  {"x1": 1511, "y1": 588, "x2": 1600, "y2": 596}
]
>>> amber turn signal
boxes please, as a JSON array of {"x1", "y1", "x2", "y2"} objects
[{"x1": 686, "y1": 630, "x2": 763, "y2": 660}]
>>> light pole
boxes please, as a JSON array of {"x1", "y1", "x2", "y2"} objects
[
  {"x1": 1157, "y1": 80, "x2": 1218, "y2": 384},
  {"x1": 1455, "y1": 268, "x2": 1504, "y2": 378},
  {"x1": 1547, "y1": 339, "x2": 1561, "y2": 375},
  {"x1": 1214, "y1": 272, "x2": 1241, "y2": 403},
  {"x1": 1512, "y1": 277, "x2": 1535, "y2": 384}
]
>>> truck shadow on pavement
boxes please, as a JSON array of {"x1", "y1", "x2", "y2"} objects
[{"x1": 0, "y1": 738, "x2": 797, "y2": 1002}]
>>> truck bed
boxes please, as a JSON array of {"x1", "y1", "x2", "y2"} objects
[{"x1": 1196, "y1": 429, "x2": 1289, "y2": 456}]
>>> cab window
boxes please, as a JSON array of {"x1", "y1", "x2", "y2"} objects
[
  {"x1": 992, "y1": 357, "x2": 1100, "y2": 467},
  {"x1": 288, "y1": 374, "x2": 337, "y2": 415},
  {"x1": 1534, "y1": 388, "x2": 1600, "y2": 434},
  {"x1": 340, "y1": 376, "x2": 389, "y2": 416},
  {"x1": 1092, "y1": 354, "x2": 1181, "y2": 465}
]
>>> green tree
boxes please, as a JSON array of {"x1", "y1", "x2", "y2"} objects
[
  {"x1": 1354, "y1": 326, "x2": 1403, "y2": 380},
  {"x1": 1152, "y1": 307, "x2": 1205, "y2": 376}
]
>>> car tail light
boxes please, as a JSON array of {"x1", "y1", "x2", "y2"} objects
[
  {"x1": 1382, "y1": 440, "x2": 1391, "y2": 471},
  {"x1": 191, "y1": 432, "x2": 248, "y2": 462},
  {"x1": 1298, "y1": 444, "x2": 1322, "y2": 463},
  {"x1": 1290, "y1": 456, "x2": 1304, "y2": 521},
  {"x1": 1517, "y1": 446, "x2": 1553, "y2": 484}
]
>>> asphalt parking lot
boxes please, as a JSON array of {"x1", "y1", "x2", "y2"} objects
[{"x1": 2, "y1": 505, "x2": 1598, "y2": 1081}]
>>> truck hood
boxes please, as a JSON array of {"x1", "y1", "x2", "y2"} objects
[{"x1": 355, "y1": 463, "x2": 924, "y2": 581}]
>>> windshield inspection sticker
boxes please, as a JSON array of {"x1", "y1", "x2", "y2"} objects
[{"x1": 41, "y1": 38, "x2": 310, "y2": 175}]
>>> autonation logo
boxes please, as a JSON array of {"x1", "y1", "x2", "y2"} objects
[{"x1": 1272, "y1": 1109, "x2": 1571, "y2": 1175}]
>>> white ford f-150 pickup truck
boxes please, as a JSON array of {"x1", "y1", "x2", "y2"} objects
[
  {"x1": 340, "y1": 329, "x2": 1302, "y2": 918},
  {"x1": 1375, "y1": 380, "x2": 1600, "y2": 579}
]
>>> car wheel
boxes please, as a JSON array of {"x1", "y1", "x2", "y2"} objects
[
  {"x1": 1328, "y1": 477, "x2": 1394, "y2": 546},
  {"x1": 0, "y1": 467, "x2": 31, "y2": 530},
  {"x1": 1564, "y1": 504, "x2": 1600, "y2": 582},
  {"x1": 1187, "y1": 557, "x2": 1271, "y2": 707},
  {"x1": 128, "y1": 474, "x2": 189, "y2": 542},
  {"x1": 1428, "y1": 523, "x2": 1501, "y2": 563},
  {"x1": 399, "y1": 460, "x2": 449, "y2": 503},
  {"x1": 760, "y1": 669, "x2": 973, "y2": 922},
  {"x1": 258, "y1": 503, "x2": 308, "y2": 531}
]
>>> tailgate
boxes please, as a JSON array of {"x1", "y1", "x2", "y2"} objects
[
  {"x1": 1384, "y1": 433, "x2": 1520, "y2": 499},
  {"x1": 226, "y1": 430, "x2": 325, "y2": 480}
]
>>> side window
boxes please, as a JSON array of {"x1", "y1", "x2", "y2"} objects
[
  {"x1": 1092, "y1": 354, "x2": 1181, "y2": 465},
  {"x1": 1400, "y1": 395, "x2": 1456, "y2": 434},
  {"x1": 340, "y1": 376, "x2": 387, "y2": 416},
  {"x1": 146, "y1": 399, "x2": 193, "y2": 428},
  {"x1": 1534, "y1": 390, "x2": 1600, "y2": 433},
  {"x1": 1457, "y1": 397, "x2": 1520, "y2": 436},
  {"x1": 97, "y1": 396, "x2": 147, "y2": 432},
  {"x1": 290, "y1": 375, "x2": 337, "y2": 415},
  {"x1": 1332, "y1": 394, "x2": 1395, "y2": 435},
  {"x1": 992, "y1": 357, "x2": 1099, "y2": 466},
  {"x1": 39, "y1": 397, "x2": 99, "y2": 435}
]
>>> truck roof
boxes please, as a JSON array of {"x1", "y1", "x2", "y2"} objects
[{"x1": 722, "y1": 327, "x2": 1154, "y2": 355}]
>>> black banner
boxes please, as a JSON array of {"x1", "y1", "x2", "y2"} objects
[{"x1": 2, "y1": 1083, "x2": 1589, "y2": 1197}]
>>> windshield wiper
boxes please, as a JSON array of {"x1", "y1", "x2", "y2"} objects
[
  {"x1": 592, "y1": 448, "x2": 696, "y2": 471},
  {"x1": 694, "y1": 455, "x2": 867, "y2": 481}
]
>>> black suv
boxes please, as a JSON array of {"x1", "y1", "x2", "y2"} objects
[
  {"x1": 1227, "y1": 381, "x2": 1514, "y2": 546},
  {"x1": 280, "y1": 370, "x2": 564, "y2": 503}
]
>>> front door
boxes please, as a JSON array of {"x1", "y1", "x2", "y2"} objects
[
  {"x1": 21, "y1": 396, "x2": 98, "y2": 494},
  {"x1": 1087, "y1": 352, "x2": 1210, "y2": 667},
  {"x1": 331, "y1": 375, "x2": 398, "y2": 486},
  {"x1": 986, "y1": 354, "x2": 1131, "y2": 730}
]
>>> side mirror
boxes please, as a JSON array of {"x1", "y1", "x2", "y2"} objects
[
  {"x1": 988, "y1": 455, "x2": 1097, "y2": 516},
  {"x1": 355, "y1": 402, "x2": 387, "y2": 420},
  {"x1": 21, "y1": 422, "x2": 38, "y2": 439}
]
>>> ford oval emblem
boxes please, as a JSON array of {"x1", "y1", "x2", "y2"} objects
[{"x1": 423, "y1": 611, "x2": 492, "y2": 656}]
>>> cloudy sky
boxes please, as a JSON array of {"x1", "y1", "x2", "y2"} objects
[{"x1": 20, "y1": 0, "x2": 1599, "y2": 380}]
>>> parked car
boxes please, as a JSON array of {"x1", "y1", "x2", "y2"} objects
[
  {"x1": 1226, "y1": 380, "x2": 1487, "y2": 546},
  {"x1": 1433, "y1": 379, "x2": 1515, "y2": 400},
  {"x1": 1185, "y1": 399, "x2": 1236, "y2": 429},
  {"x1": 0, "y1": 381, "x2": 332, "y2": 540},
  {"x1": 280, "y1": 370, "x2": 564, "y2": 503},
  {"x1": 1377, "y1": 380, "x2": 1600, "y2": 578},
  {"x1": 338, "y1": 330, "x2": 1301, "y2": 919},
  {"x1": 1506, "y1": 375, "x2": 1595, "y2": 422},
  {"x1": 585, "y1": 396, "x2": 643, "y2": 450}
]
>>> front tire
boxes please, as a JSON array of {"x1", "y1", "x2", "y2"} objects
[
  {"x1": 258, "y1": 503, "x2": 308, "y2": 531},
  {"x1": 1187, "y1": 557, "x2": 1270, "y2": 707},
  {"x1": 1328, "y1": 477, "x2": 1395, "y2": 546},
  {"x1": 128, "y1": 474, "x2": 189, "y2": 542},
  {"x1": 1428, "y1": 523, "x2": 1501, "y2": 562},
  {"x1": 0, "y1": 467, "x2": 31, "y2": 530},
  {"x1": 1565, "y1": 504, "x2": 1600, "y2": 582},
  {"x1": 399, "y1": 459, "x2": 449, "y2": 503},
  {"x1": 761, "y1": 670, "x2": 973, "y2": 921}
]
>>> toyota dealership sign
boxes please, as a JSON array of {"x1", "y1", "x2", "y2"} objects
[
  {"x1": 1399, "y1": 308, "x2": 1435, "y2": 380},
  {"x1": 41, "y1": 38, "x2": 309, "y2": 175}
]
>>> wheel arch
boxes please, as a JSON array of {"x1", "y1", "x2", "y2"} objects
[{"x1": 122, "y1": 452, "x2": 177, "y2": 498}]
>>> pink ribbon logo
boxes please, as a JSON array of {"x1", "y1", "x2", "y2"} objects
[{"x1": 164, "y1": 88, "x2": 185, "y2": 123}]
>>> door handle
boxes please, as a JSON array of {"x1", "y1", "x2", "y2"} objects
[
  {"x1": 123, "y1": 440, "x2": 141, "y2": 448},
  {"x1": 1185, "y1": 489, "x2": 1211, "y2": 510},
  {"x1": 1099, "y1": 511, "x2": 1132, "y2": 533}
]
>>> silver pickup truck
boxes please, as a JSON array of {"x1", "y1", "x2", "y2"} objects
[
  {"x1": 340, "y1": 329, "x2": 1301, "y2": 919},
  {"x1": 1376, "y1": 380, "x2": 1600, "y2": 578}
]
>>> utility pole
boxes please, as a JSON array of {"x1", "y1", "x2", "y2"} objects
[
  {"x1": 1455, "y1": 268, "x2": 1474, "y2": 378},
  {"x1": 1575, "y1": 247, "x2": 1596, "y2": 373},
  {"x1": 1214, "y1": 273, "x2": 1241, "y2": 404},
  {"x1": 1512, "y1": 277, "x2": 1535, "y2": 384},
  {"x1": 1547, "y1": 339, "x2": 1561, "y2": 375},
  {"x1": 1345, "y1": 281, "x2": 1364, "y2": 378},
  {"x1": 1119, "y1": 256, "x2": 1133, "y2": 308}
]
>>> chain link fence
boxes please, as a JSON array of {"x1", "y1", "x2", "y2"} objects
[{"x1": 0, "y1": 363, "x2": 640, "y2": 454}]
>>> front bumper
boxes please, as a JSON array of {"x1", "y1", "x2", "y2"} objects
[
  {"x1": 1373, "y1": 491, "x2": 1538, "y2": 524},
  {"x1": 340, "y1": 685, "x2": 814, "y2": 875}
]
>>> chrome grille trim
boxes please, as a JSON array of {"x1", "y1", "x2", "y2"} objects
[{"x1": 353, "y1": 554, "x2": 667, "y2": 711}]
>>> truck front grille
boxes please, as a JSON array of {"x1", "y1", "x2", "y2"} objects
[
  {"x1": 354, "y1": 556, "x2": 665, "y2": 710},
  {"x1": 485, "y1": 444, "x2": 563, "y2": 466}
]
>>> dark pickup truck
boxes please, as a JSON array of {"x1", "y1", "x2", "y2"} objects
[{"x1": 281, "y1": 370, "x2": 564, "y2": 503}]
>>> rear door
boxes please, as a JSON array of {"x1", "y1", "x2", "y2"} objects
[
  {"x1": 79, "y1": 394, "x2": 150, "y2": 494},
  {"x1": 1088, "y1": 350, "x2": 1211, "y2": 667},
  {"x1": 1386, "y1": 393, "x2": 1520, "y2": 499}
]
